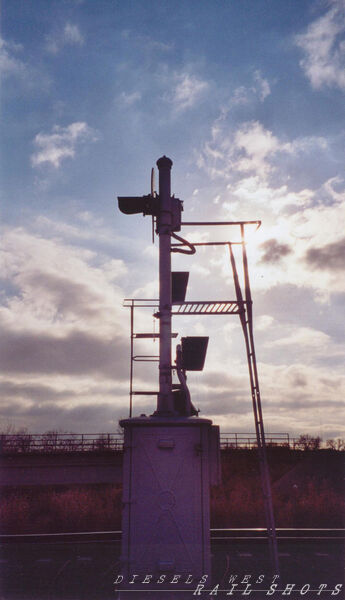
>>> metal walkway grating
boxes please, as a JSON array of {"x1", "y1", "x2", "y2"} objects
[
  {"x1": 124, "y1": 298, "x2": 245, "y2": 315},
  {"x1": 172, "y1": 301, "x2": 243, "y2": 315}
]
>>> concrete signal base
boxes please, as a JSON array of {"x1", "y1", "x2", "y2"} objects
[{"x1": 117, "y1": 415, "x2": 220, "y2": 598}]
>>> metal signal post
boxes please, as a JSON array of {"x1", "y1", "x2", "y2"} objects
[
  {"x1": 117, "y1": 157, "x2": 217, "y2": 598},
  {"x1": 117, "y1": 156, "x2": 279, "y2": 596},
  {"x1": 156, "y1": 156, "x2": 174, "y2": 415}
]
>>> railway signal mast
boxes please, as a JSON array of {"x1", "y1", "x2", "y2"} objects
[{"x1": 117, "y1": 156, "x2": 278, "y2": 596}]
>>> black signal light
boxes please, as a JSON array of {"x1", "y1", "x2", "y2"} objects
[
  {"x1": 181, "y1": 336, "x2": 209, "y2": 371},
  {"x1": 118, "y1": 195, "x2": 158, "y2": 216},
  {"x1": 172, "y1": 272, "x2": 189, "y2": 304}
]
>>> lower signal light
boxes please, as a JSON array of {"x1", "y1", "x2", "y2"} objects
[{"x1": 181, "y1": 336, "x2": 209, "y2": 371}]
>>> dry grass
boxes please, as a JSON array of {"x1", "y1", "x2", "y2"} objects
[
  {"x1": 211, "y1": 476, "x2": 344, "y2": 528},
  {"x1": 1, "y1": 449, "x2": 343, "y2": 534},
  {"x1": 0, "y1": 485, "x2": 122, "y2": 534}
]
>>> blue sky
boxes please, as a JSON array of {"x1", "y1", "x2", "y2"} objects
[{"x1": 1, "y1": 0, "x2": 345, "y2": 440}]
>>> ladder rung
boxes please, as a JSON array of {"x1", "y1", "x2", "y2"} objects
[
  {"x1": 132, "y1": 391, "x2": 159, "y2": 395},
  {"x1": 133, "y1": 356, "x2": 159, "y2": 362},
  {"x1": 133, "y1": 333, "x2": 178, "y2": 338}
]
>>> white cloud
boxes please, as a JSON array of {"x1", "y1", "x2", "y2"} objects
[
  {"x1": 202, "y1": 153, "x2": 345, "y2": 296},
  {"x1": 288, "y1": 135, "x2": 328, "y2": 154},
  {"x1": 253, "y1": 70, "x2": 271, "y2": 101},
  {"x1": 0, "y1": 37, "x2": 25, "y2": 77},
  {"x1": 230, "y1": 85, "x2": 250, "y2": 106},
  {"x1": 249, "y1": 181, "x2": 345, "y2": 295},
  {"x1": 35, "y1": 216, "x2": 92, "y2": 240},
  {"x1": 0, "y1": 222, "x2": 133, "y2": 430},
  {"x1": 1, "y1": 213, "x2": 344, "y2": 436},
  {"x1": 229, "y1": 70, "x2": 271, "y2": 106},
  {"x1": 0, "y1": 226, "x2": 129, "y2": 378},
  {"x1": 227, "y1": 176, "x2": 314, "y2": 213},
  {"x1": 322, "y1": 175, "x2": 345, "y2": 202},
  {"x1": 169, "y1": 73, "x2": 209, "y2": 112},
  {"x1": 268, "y1": 326, "x2": 331, "y2": 349},
  {"x1": 0, "y1": 36, "x2": 52, "y2": 93},
  {"x1": 64, "y1": 23, "x2": 84, "y2": 45},
  {"x1": 191, "y1": 359, "x2": 345, "y2": 438},
  {"x1": 295, "y1": 1, "x2": 345, "y2": 91},
  {"x1": 199, "y1": 120, "x2": 291, "y2": 180},
  {"x1": 31, "y1": 122, "x2": 97, "y2": 168},
  {"x1": 289, "y1": 182, "x2": 345, "y2": 247},
  {"x1": 118, "y1": 91, "x2": 141, "y2": 105},
  {"x1": 233, "y1": 121, "x2": 282, "y2": 176},
  {"x1": 121, "y1": 29, "x2": 173, "y2": 52},
  {"x1": 46, "y1": 22, "x2": 84, "y2": 54},
  {"x1": 0, "y1": 227, "x2": 126, "y2": 335},
  {"x1": 256, "y1": 315, "x2": 275, "y2": 331},
  {"x1": 197, "y1": 110, "x2": 333, "y2": 190}
]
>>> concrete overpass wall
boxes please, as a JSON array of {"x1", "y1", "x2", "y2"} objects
[{"x1": 0, "y1": 452, "x2": 123, "y2": 487}]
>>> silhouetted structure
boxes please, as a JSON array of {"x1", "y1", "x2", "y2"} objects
[{"x1": 116, "y1": 156, "x2": 278, "y2": 596}]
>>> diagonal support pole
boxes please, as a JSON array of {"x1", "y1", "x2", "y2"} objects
[{"x1": 228, "y1": 237, "x2": 280, "y2": 576}]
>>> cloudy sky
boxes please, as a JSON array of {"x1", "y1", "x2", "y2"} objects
[{"x1": 1, "y1": 0, "x2": 345, "y2": 440}]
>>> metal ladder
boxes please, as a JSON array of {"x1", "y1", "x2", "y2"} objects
[
  {"x1": 228, "y1": 226, "x2": 279, "y2": 575},
  {"x1": 127, "y1": 303, "x2": 179, "y2": 416}
]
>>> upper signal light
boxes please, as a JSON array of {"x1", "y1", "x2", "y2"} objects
[{"x1": 118, "y1": 195, "x2": 158, "y2": 216}]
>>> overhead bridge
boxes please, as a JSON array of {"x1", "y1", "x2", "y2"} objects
[
  {"x1": 0, "y1": 433, "x2": 123, "y2": 487},
  {"x1": 0, "y1": 451, "x2": 123, "y2": 487},
  {"x1": 0, "y1": 432, "x2": 293, "y2": 487}
]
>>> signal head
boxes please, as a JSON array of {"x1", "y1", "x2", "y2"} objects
[{"x1": 118, "y1": 194, "x2": 158, "y2": 216}]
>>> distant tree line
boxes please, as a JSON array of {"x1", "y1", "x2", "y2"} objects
[
  {"x1": 294, "y1": 434, "x2": 344, "y2": 451},
  {"x1": 0, "y1": 425, "x2": 344, "y2": 453}
]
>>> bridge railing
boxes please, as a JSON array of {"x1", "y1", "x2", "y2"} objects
[
  {"x1": 220, "y1": 432, "x2": 292, "y2": 449},
  {"x1": 0, "y1": 433, "x2": 124, "y2": 454},
  {"x1": 0, "y1": 432, "x2": 297, "y2": 454}
]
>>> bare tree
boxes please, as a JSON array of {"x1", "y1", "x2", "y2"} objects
[
  {"x1": 296, "y1": 434, "x2": 322, "y2": 451},
  {"x1": 326, "y1": 438, "x2": 345, "y2": 451}
]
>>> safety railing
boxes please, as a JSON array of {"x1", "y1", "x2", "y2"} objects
[
  {"x1": 220, "y1": 432, "x2": 291, "y2": 448},
  {"x1": 0, "y1": 432, "x2": 297, "y2": 454},
  {"x1": 0, "y1": 433, "x2": 123, "y2": 454}
]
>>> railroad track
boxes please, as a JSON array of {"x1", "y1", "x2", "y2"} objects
[
  {"x1": 1, "y1": 528, "x2": 344, "y2": 543},
  {"x1": 1, "y1": 529, "x2": 343, "y2": 598}
]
